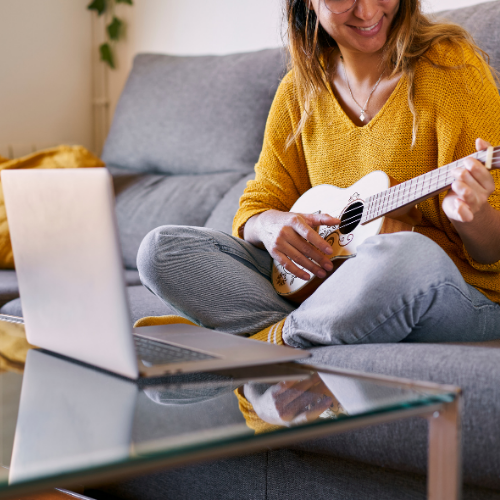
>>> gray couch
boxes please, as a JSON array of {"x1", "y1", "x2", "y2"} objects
[{"x1": 2, "y1": 1, "x2": 500, "y2": 498}]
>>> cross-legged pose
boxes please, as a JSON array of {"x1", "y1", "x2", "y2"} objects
[{"x1": 138, "y1": 0, "x2": 500, "y2": 347}]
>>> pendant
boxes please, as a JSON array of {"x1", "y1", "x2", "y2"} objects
[{"x1": 359, "y1": 111, "x2": 365, "y2": 122}]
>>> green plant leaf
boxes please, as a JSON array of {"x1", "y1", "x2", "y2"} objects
[
  {"x1": 116, "y1": 0, "x2": 133, "y2": 4},
  {"x1": 107, "y1": 17, "x2": 123, "y2": 41},
  {"x1": 99, "y1": 43, "x2": 115, "y2": 68},
  {"x1": 87, "y1": 0, "x2": 107, "y2": 15}
]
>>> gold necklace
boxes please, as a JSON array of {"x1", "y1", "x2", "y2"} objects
[{"x1": 340, "y1": 56, "x2": 385, "y2": 123}]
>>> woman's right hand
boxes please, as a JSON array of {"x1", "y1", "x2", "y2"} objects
[
  {"x1": 243, "y1": 374, "x2": 334, "y2": 427},
  {"x1": 244, "y1": 209, "x2": 339, "y2": 280}
]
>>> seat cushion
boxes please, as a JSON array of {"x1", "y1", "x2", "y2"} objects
[
  {"x1": 87, "y1": 452, "x2": 269, "y2": 500},
  {"x1": 87, "y1": 449, "x2": 499, "y2": 500},
  {"x1": 0, "y1": 273, "x2": 148, "y2": 321},
  {"x1": 0, "y1": 297, "x2": 21, "y2": 317},
  {"x1": 102, "y1": 48, "x2": 287, "y2": 176},
  {"x1": 110, "y1": 167, "x2": 245, "y2": 268},
  {"x1": 123, "y1": 269, "x2": 142, "y2": 287},
  {"x1": 126, "y1": 285, "x2": 178, "y2": 324}
]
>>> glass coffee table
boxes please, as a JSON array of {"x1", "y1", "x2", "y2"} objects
[{"x1": 0, "y1": 315, "x2": 461, "y2": 500}]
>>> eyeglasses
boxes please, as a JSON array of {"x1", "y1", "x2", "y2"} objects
[{"x1": 323, "y1": 0, "x2": 357, "y2": 14}]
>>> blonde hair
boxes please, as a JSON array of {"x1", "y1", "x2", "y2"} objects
[{"x1": 285, "y1": 0, "x2": 491, "y2": 146}]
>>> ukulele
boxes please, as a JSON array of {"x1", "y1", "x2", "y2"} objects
[{"x1": 272, "y1": 146, "x2": 499, "y2": 304}]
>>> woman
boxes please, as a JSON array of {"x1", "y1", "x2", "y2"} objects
[{"x1": 137, "y1": 0, "x2": 500, "y2": 347}]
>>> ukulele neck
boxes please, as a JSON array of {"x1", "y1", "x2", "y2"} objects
[{"x1": 361, "y1": 147, "x2": 500, "y2": 224}]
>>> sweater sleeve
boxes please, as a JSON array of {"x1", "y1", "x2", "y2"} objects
[
  {"x1": 232, "y1": 72, "x2": 312, "y2": 238},
  {"x1": 431, "y1": 43, "x2": 500, "y2": 272}
]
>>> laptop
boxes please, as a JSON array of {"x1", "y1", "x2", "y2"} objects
[{"x1": 1, "y1": 168, "x2": 309, "y2": 379}]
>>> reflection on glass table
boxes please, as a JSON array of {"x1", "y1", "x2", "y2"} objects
[
  {"x1": 240, "y1": 370, "x2": 436, "y2": 432},
  {"x1": 8, "y1": 349, "x2": 251, "y2": 484},
  {"x1": 0, "y1": 320, "x2": 462, "y2": 500}
]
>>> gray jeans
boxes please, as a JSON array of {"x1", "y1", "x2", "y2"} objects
[{"x1": 137, "y1": 226, "x2": 500, "y2": 346}]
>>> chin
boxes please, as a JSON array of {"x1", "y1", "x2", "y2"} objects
[
  {"x1": 349, "y1": 40, "x2": 387, "y2": 55},
  {"x1": 350, "y1": 31, "x2": 390, "y2": 54}
]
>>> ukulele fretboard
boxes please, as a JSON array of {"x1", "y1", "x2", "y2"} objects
[{"x1": 361, "y1": 148, "x2": 500, "y2": 224}]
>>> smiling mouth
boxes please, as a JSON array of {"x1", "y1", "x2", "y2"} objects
[
  {"x1": 350, "y1": 17, "x2": 383, "y2": 32},
  {"x1": 358, "y1": 23, "x2": 378, "y2": 31}
]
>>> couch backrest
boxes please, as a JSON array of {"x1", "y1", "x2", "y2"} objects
[
  {"x1": 102, "y1": 48, "x2": 288, "y2": 176},
  {"x1": 438, "y1": 0, "x2": 500, "y2": 75}
]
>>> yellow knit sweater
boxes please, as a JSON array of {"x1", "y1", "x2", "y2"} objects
[{"x1": 233, "y1": 41, "x2": 500, "y2": 304}]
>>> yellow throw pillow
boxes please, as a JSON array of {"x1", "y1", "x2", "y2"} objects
[
  {"x1": 0, "y1": 320, "x2": 34, "y2": 372},
  {"x1": 0, "y1": 145, "x2": 105, "y2": 269}
]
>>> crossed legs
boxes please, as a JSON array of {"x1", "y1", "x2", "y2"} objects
[{"x1": 137, "y1": 226, "x2": 500, "y2": 345}]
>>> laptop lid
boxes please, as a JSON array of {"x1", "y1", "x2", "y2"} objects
[{"x1": 2, "y1": 169, "x2": 139, "y2": 378}]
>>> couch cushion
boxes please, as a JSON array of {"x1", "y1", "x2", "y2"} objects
[
  {"x1": 0, "y1": 270, "x2": 18, "y2": 307},
  {"x1": 438, "y1": 0, "x2": 500, "y2": 73},
  {"x1": 299, "y1": 343, "x2": 500, "y2": 490},
  {"x1": 124, "y1": 269, "x2": 142, "y2": 287},
  {"x1": 110, "y1": 166, "x2": 245, "y2": 268},
  {"x1": 266, "y1": 449, "x2": 498, "y2": 500},
  {"x1": 102, "y1": 49, "x2": 288, "y2": 176},
  {"x1": 127, "y1": 285, "x2": 178, "y2": 324},
  {"x1": 204, "y1": 173, "x2": 255, "y2": 234},
  {"x1": 87, "y1": 449, "x2": 499, "y2": 500},
  {"x1": 0, "y1": 297, "x2": 21, "y2": 317},
  {"x1": 0, "y1": 274, "x2": 148, "y2": 321},
  {"x1": 88, "y1": 452, "x2": 268, "y2": 500}
]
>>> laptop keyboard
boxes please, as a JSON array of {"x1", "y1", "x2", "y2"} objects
[{"x1": 134, "y1": 336, "x2": 217, "y2": 366}]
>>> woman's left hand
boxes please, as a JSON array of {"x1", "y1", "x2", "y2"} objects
[{"x1": 443, "y1": 138, "x2": 496, "y2": 223}]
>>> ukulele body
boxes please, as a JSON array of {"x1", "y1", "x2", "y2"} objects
[{"x1": 271, "y1": 171, "x2": 417, "y2": 304}]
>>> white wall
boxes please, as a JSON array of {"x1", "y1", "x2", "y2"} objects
[
  {"x1": 0, "y1": 0, "x2": 93, "y2": 158},
  {"x1": 130, "y1": 0, "x2": 284, "y2": 56}
]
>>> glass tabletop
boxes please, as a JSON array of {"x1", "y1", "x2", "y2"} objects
[{"x1": 0, "y1": 317, "x2": 458, "y2": 497}]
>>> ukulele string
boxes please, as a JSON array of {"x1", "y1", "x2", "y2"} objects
[
  {"x1": 336, "y1": 210, "x2": 365, "y2": 227},
  {"x1": 377, "y1": 159, "x2": 465, "y2": 208}
]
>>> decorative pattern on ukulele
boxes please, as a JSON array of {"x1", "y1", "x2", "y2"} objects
[
  {"x1": 318, "y1": 226, "x2": 354, "y2": 247},
  {"x1": 275, "y1": 263, "x2": 296, "y2": 287},
  {"x1": 331, "y1": 233, "x2": 354, "y2": 247},
  {"x1": 318, "y1": 224, "x2": 339, "y2": 239}
]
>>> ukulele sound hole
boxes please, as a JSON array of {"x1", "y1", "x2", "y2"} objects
[{"x1": 340, "y1": 201, "x2": 364, "y2": 234}]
